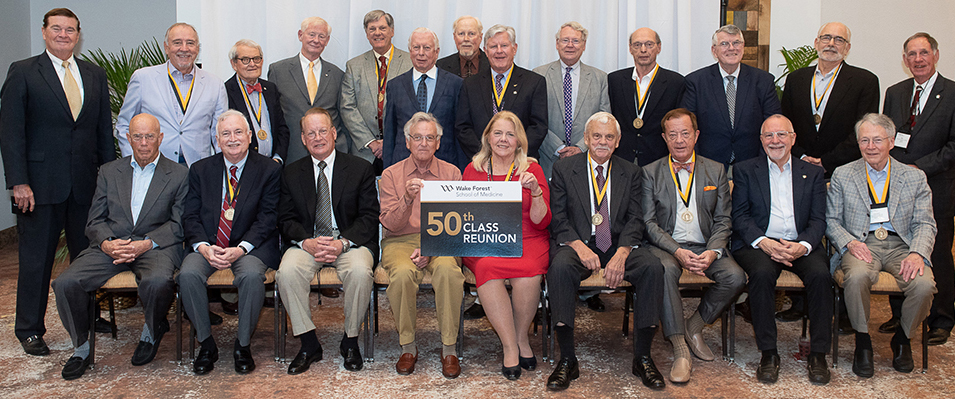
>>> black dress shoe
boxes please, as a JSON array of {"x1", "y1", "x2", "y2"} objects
[
  {"x1": 852, "y1": 348, "x2": 874, "y2": 378},
  {"x1": 221, "y1": 300, "x2": 238, "y2": 316},
  {"x1": 519, "y1": 355, "x2": 537, "y2": 370},
  {"x1": 632, "y1": 355, "x2": 666, "y2": 390},
  {"x1": 878, "y1": 317, "x2": 900, "y2": 334},
  {"x1": 131, "y1": 319, "x2": 169, "y2": 366},
  {"x1": 807, "y1": 352, "x2": 831, "y2": 384},
  {"x1": 891, "y1": 342, "x2": 914, "y2": 373},
  {"x1": 546, "y1": 357, "x2": 579, "y2": 391},
  {"x1": 838, "y1": 317, "x2": 856, "y2": 335},
  {"x1": 193, "y1": 347, "x2": 219, "y2": 375},
  {"x1": 234, "y1": 345, "x2": 256, "y2": 374},
  {"x1": 501, "y1": 364, "x2": 521, "y2": 380},
  {"x1": 263, "y1": 296, "x2": 275, "y2": 308},
  {"x1": 463, "y1": 303, "x2": 485, "y2": 320},
  {"x1": 94, "y1": 317, "x2": 113, "y2": 334},
  {"x1": 340, "y1": 346, "x2": 363, "y2": 371},
  {"x1": 20, "y1": 335, "x2": 49, "y2": 356},
  {"x1": 288, "y1": 347, "x2": 323, "y2": 375},
  {"x1": 735, "y1": 301, "x2": 753, "y2": 324},
  {"x1": 927, "y1": 328, "x2": 950, "y2": 346},
  {"x1": 209, "y1": 311, "x2": 223, "y2": 325},
  {"x1": 585, "y1": 295, "x2": 606, "y2": 312},
  {"x1": 61, "y1": 356, "x2": 91, "y2": 380},
  {"x1": 756, "y1": 352, "x2": 780, "y2": 383},
  {"x1": 775, "y1": 307, "x2": 805, "y2": 322}
]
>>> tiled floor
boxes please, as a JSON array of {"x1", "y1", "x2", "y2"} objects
[{"x1": 1, "y1": 244, "x2": 953, "y2": 398}]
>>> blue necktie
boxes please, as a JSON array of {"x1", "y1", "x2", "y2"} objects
[{"x1": 416, "y1": 75, "x2": 428, "y2": 111}]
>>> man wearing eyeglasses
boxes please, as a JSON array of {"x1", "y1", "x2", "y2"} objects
[
  {"x1": 781, "y1": 22, "x2": 879, "y2": 178},
  {"x1": 827, "y1": 113, "x2": 937, "y2": 377},
  {"x1": 383, "y1": 28, "x2": 466, "y2": 170},
  {"x1": 731, "y1": 115, "x2": 831, "y2": 384},
  {"x1": 682, "y1": 24, "x2": 780, "y2": 169},
  {"x1": 436, "y1": 16, "x2": 490, "y2": 79},
  {"x1": 225, "y1": 39, "x2": 290, "y2": 163}
]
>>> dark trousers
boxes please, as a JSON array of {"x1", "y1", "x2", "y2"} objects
[
  {"x1": 547, "y1": 241, "x2": 663, "y2": 330},
  {"x1": 15, "y1": 192, "x2": 89, "y2": 340},
  {"x1": 734, "y1": 246, "x2": 833, "y2": 353}
]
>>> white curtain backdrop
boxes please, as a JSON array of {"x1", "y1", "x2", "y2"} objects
[{"x1": 180, "y1": 0, "x2": 720, "y2": 81}]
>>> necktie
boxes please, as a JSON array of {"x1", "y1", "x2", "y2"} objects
[
  {"x1": 307, "y1": 61, "x2": 318, "y2": 104},
  {"x1": 726, "y1": 75, "x2": 736, "y2": 129},
  {"x1": 62, "y1": 61, "x2": 82, "y2": 120},
  {"x1": 672, "y1": 161, "x2": 694, "y2": 174},
  {"x1": 563, "y1": 66, "x2": 574, "y2": 145},
  {"x1": 464, "y1": 60, "x2": 475, "y2": 78},
  {"x1": 377, "y1": 56, "x2": 388, "y2": 134},
  {"x1": 246, "y1": 82, "x2": 262, "y2": 94},
  {"x1": 909, "y1": 85, "x2": 923, "y2": 129},
  {"x1": 493, "y1": 73, "x2": 505, "y2": 114},
  {"x1": 595, "y1": 165, "x2": 611, "y2": 252},
  {"x1": 216, "y1": 166, "x2": 239, "y2": 248},
  {"x1": 416, "y1": 75, "x2": 428, "y2": 111},
  {"x1": 314, "y1": 161, "x2": 333, "y2": 237}
]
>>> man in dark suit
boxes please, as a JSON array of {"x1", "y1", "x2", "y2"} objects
[
  {"x1": 682, "y1": 25, "x2": 780, "y2": 167},
  {"x1": 383, "y1": 28, "x2": 465, "y2": 170},
  {"x1": 435, "y1": 16, "x2": 490, "y2": 79},
  {"x1": 177, "y1": 110, "x2": 282, "y2": 375},
  {"x1": 0, "y1": 8, "x2": 115, "y2": 356},
  {"x1": 226, "y1": 39, "x2": 290, "y2": 163},
  {"x1": 275, "y1": 107, "x2": 379, "y2": 374},
  {"x1": 642, "y1": 108, "x2": 746, "y2": 384},
  {"x1": 455, "y1": 24, "x2": 547, "y2": 159},
  {"x1": 51, "y1": 114, "x2": 188, "y2": 379},
  {"x1": 546, "y1": 112, "x2": 665, "y2": 391},
  {"x1": 881, "y1": 32, "x2": 955, "y2": 346},
  {"x1": 609, "y1": 27, "x2": 684, "y2": 166},
  {"x1": 731, "y1": 115, "x2": 832, "y2": 384},
  {"x1": 781, "y1": 22, "x2": 879, "y2": 177}
]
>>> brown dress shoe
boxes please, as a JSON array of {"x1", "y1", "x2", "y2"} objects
[
  {"x1": 396, "y1": 351, "x2": 418, "y2": 375},
  {"x1": 441, "y1": 355, "x2": 461, "y2": 379},
  {"x1": 320, "y1": 288, "x2": 340, "y2": 298}
]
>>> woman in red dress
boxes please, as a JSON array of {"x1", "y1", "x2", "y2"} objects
[{"x1": 462, "y1": 111, "x2": 551, "y2": 380}]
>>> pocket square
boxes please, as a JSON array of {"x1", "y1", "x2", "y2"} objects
[{"x1": 704, "y1": 185, "x2": 717, "y2": 191}]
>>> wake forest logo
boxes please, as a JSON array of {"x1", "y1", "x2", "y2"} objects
[
  {"x1": 440, "y1": 184, "x2": 455, "y2": 192},
  {"x1": 419, "y1": 181, "x2": 522, "y2": 257}
]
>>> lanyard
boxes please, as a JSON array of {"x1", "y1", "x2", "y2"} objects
[
  {"x1": 487, "y1": 157, "x2": 515, "y2": 182},
  {"x1": 167, "y1": 67, "x2": 195, "y2": 115},
  {"x1": 374, "y1": 46, "x2": 395, "y2": 88},
  {"x1": 865, "y1": 160, "x2": 891, "y2": 205},
  {"x1": 588, "y1": 153, "x2": 611, "y2": 208},
  {"x1": 634, "y1": 65, "x2": 659, "y2": 117},
  {"x1": 240, "y1": 78, "x2": 262, "y2": 126},
  {"x1": 668, "y1": 153, "x2": 696, "y2": 208},
  {"x1": 812, "y1": 63, "x2": 841, "y2": 114},
  {"x1": 492, "y1": 68, "x2": 514, "y2": 110}
]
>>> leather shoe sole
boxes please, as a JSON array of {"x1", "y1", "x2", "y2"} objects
[
  {"x1": 441, "y1": 355, "x2": 461, "y2": 379},
  {"x1": 287, "y1": 348, "x2": 323, "y2": 375},
  {"x1": 396, "y1": 351, "x2": 418, "y2": 375},
  {"x1": 927, "y1": 328, "x2": 950, "y2": 346},
  {"x1": 20, "y1": 335, "x2": 50, "y2": 356},
  {"x1": 669, "y1": 357, "x2": 691, "y2": 383},
  {"x1": 62, "y1": 356, "x2": 91, "y2": 380}
]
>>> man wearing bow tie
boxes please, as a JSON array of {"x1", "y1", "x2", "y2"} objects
[{"x1": 225, "y1": 39, "x2": 290, "y2": 163}]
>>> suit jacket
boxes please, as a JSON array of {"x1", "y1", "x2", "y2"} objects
[
  {"x1": 782, "y1": 62, "x2": 879, "y2": 174},
  {"x1": 826, "y1": 157, "x2": 936, "y2": 270},
  {"x1": 436, "y1": 50, "x2": 491, "y2": 78},
  {"x1": 0, "y1": 53, "x2": 114, "y2": 205},
  {"x1": 225, "y1": 74, "x2": 291, "y2": 161},
  {"x1": 608, "y1": 66, "x2": 685, "y2": 166},
  {"x1": 455, "y1": 65, "x2": 548, "y2": 159},
  {"x1": 278, "y1": 151, "x2": 380, "y2": 263},
  {"x1": 183, "y1": 152, "x2": 282, "y2": 267},
  {"x1": 549, "y1": 153, "x2": 645, "y2": 249},
  {"x1": 533, "y1": 61, "x2": 610, "y2": 179},
  {"x1": 682, "y1": 63, "x2": 781, "y2": 165},
  {"x1": 382, "y1": 67, "x2": 466, "y2": 170},
  {"x1": 641, "y1": 154, "x2": 732, "y2": 253},
  {"x1": 86, "y1": 155, "x2": 189, "y2": 263},
  {"x1": 268, "y1": 56, "x2": 347, "y2": 162},
  {"x1": 885, "y1": 74, "x2": 955, "y2": 181},
  {"x1": 730, "y1": 156, "x2": 826, "y2": 253},
  {"x1": 340, "y1": 48, "x2": 413, "y2": 163},
  {"x1": 116, "y1": 62, "x2": 228, "y2": 166}
]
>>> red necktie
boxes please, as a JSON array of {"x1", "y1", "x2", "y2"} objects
[
  {"x1": 377, "y1": 55, "x2": 388, "y2": 134},
  {"x1": 245, "y1": 82, "x2": 262, "y2": 94},
  {"x1": 908, "y1": 85, "x2": 923, "y2": 129},
  {"x1": 595, "y1": 165, "x2": 611, "y2": 252},
  {"x1": 216, "y1": 166, "x2": 238, "y2": 248}
]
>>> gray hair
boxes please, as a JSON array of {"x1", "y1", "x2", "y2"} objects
[
  {"x1": 585, "y1": 112, "x2": 621, "y2": 135},
  {"x1": 452, "y1": 15, "x2": 483, "y2": 34},
  {"x1": 408, "y1": 27, "x2": 439, "y2": 50},
  {"x1": 484, "y1": 24, "x2": 516, "y2": 46},
  {"x1": 854, "y1": 113, "x2": 895, "y2": 140},
  {"x1": 363, "y1": 10, "x2": 393, "y2": 29},
  {"x1": 300, "y1": 17, "x2": 331, "y2": 35},
  {"x1": 164, "y1": 22, "x2": 198, "y2": 44},
  {"x1": 817, "y1": 22, "x2": 851, "y2": 43},
  {"x1": 556, "y1": 21, "x2": 588, "y2": 42},
  {"x1": 228, "y1": 39, "x2": 262, "y2": 61},
  {"x1": 217, "y1": 109, "x2": 250, "y2": 132},
  {"x1": 904, "y1": 32, "x2": 938, "y2": 52},
  {"x1": 403, "y1": 112, "x2": 443, "y2": 141},
  {"x1": 711, "y1": 24, "x2": 743, "y2": 46}
]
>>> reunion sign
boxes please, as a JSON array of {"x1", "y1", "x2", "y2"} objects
[{"x1": 420, "y1": 181, "x2": 522, "y2": 257}]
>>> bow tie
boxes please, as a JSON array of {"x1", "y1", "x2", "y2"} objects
[
  {"x1": 672, "y1": 161, "x2": 694, "y2": 174},
  {"x1": 245, "y1": 82, "x2": 262, "y2": 94}
]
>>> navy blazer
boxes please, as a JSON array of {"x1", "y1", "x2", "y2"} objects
[
  {"x1": 183, "y1": 152, "x2": 282, "y2": 267},
  {"x1": 682, "y1": 63, "x2": 781, "y2": 165},
  {"x1": 730, "y1": 156, "x2": 827, "y2": 253},
  {"x1": 383, "y1": 68, "x2": 467, "y2": 170},
  {"x1": 436, "y1": 50, "x2": 491, "y2": 78},
  {"x1": 608, "y1": 66, "x2": 685, "y2": 165},
  {"x1": 225, "y1": 74, "x2": 291, "y2": 161}
]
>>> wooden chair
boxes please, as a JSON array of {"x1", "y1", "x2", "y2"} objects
[{"x1": 462, "y1": 268, "x2": 547, "y2": 359}]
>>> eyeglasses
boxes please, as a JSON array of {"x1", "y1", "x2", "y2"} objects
[
  {"x1": 304, "y1": 129, "x2": 333, "y2": 139},
  {"x1": 665, "y1": 131, "x2": 694, "y2": 141},
  {"x1": 858, "y1": 137, "x2": 887, "y2": 146},
  {"x1": 235, "y1": 56, "x2": 263, "y2": 65},
  {"x1": 718, "y1": 40, "x2": 744, "y2": 49},
  {"x1": 760, "y1": 131, "x2": 793, "y2": 140},
  {"x1": 409, "y1": 135, "x2": 438, "y2": 143},
  {"x1": 48, "y1": 26, "x2": 78, "y2": 36},
  {"x1": 130, "y1": 134, "x2": 158, "y2": 142},
  {"x1": 630, "y1": 41, "x2": 658, "y2": 50},
  {"x1": 558, "y1": 38, "x2": 582, "y2": 46},
  {"x1": 818, "y1": 35, "x2": 848, "y2": 46},
  {"x1": 304, "y1": 32, "x2": 329, "y2": 41}
]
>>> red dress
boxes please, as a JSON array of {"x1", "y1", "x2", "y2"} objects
[{"x1": 462, "y1": 161, "x2": 551, "y2": 286}]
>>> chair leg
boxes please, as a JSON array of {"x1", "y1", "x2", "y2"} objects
[
  {"x1": 729, "y1": 302, "x2": 736, "y2": 361},
  {"x1": 108, "y1": 293, "x2": 117, "y2": 339},
  {"x1": 832, "y1": 286, "x2": 840, "y2": 369},
  {"x1": 273, "y1": 286, "x2": 280, "y2": 362},
  {"x1": 374, "y1": 286, "x2": 380, "y2": 335},
  {"x1": 457, "y1": 289, "x2": 465, "y2": 361},
  {"x1": 88, "y1": 292, "x2": 97, "y2": 369},
  {"x1": 278, "y1": 290, "x2": 287, "y2": 362},
  {"x1": 922, "y1": 320, "x2": 928, "y2": 373},
  {"x1": 175, "y1": 292, "x2": 182, "y2": 363},
  {"x1": 540, "y1": 281, "x2": 549, "y2": 362},
  {"x1": 364, "y1": 288, "x2": 374, "y2": 362},
  {"x1": 721, "y1": 309, "x2": 729, "y2": 361},
  {"x1": 622, "y1": 287, "x2": 632, "y2": 337}
]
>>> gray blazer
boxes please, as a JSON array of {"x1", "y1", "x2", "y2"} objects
[
  {"x1": 533, "y1": 61, "x2": 610, "y2": 179},
  {"x1": 340, "y1": 48, "x2": 413, "y2": 163},
  {"x1": 826, "y1": 157, "x2": 936, "y2": 270},
  {"x1": 267, "y1": 56, "x2": 347, "y2": 162},
  {"x1": 641, "y1": 154, "x2": 732, "y2": 254},
  {"x1": 85, "y1": 155, "x2": 189, "y2": 263}
]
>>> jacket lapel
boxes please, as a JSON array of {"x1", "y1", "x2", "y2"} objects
[
  {"x1": 116, "y1": 160, "x2": 135, "y2": 227},
  {"x1": 887, "y1": 158, "x2": 903, "y2": 221},
  {"x1": 710, "y1": 65, "x2": 732, "y2": 129},
  {"x1": 574, "y1": 65, "x2": 593, "y2": 120},
  {"x1": 137, "y1": 157, "x2": 172, "y2": 226},
  {"x1": 733, "y1": 66, "x2": 753, "y2": 132},
  {"x1": 913, "y1": 76, "x2": 946, "y2": 136},
  {"x1": 608, "y1": 157, "x2": 626, "y2": 222},
  {"x1": 659, "y1": 160, "x2": 677, "y2": 233},
  {"x1": 331, "y1": 153, "x2": 347, "y2": 219},
  {"x1": 642, "y1": 68, "x2": 666, "y2": 117},
  {"x1": 569, "y1": 156, "x2": 589, "y2": 226},
  {"x1": 36, "y1": 54, "x2": 73, "y2": 118},
  {"x1": 791, "y1": 160, "x2": 807, "y2": 225},
  {"x1": 820, "y1": 62, "x2": 852, "y2": 130},
  {"x1": 502, "y1": 67, "x2": 522, "y2": 109},
  {"x1": 754, "y1": 159, "x2": 771, "y2": 215}
]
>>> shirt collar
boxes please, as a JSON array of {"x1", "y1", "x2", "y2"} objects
[
  {"x1": 632, "y1": 64, "x2": 658, "y2": 81},
  {"x1": 559, "y1": 60, "x2": 580, "y2": 72},
  {"x1": 237, "y1": 75, "x2": 259, "y2": 87},
  {"x1": 167, "y1": 61, "x2": 195, "y2": 78},
  {"x1": 491, "y1": 65, "x2": 514, "y2": 81},
  {"x1": 311, "y1": 149, "x2": 336, "y2": 168},
  {"x1": 374, "y1": 45, "x2": 394, "y2": 61},
  {"x1": 865, "y1": 158, "x2": 890, "y2": 175},
  {"x1": 225, "y1": 152, "x2": 249, "y2": 171},
  {"x1": 814, "y1": 61, "x2": 842, "y2": 79},
  {"x1": 402, "y1": 155, "x2": 439, "y2": 178},
  {"x1": 412, "y1": 66, "x2": 438, "y2": 83},
  {"x1": 916, "y1": 71, "x2": 939, "y2": 91},
  {"x1": 719, "y1": 63, "x2": 740, "y2": 80},
  {"x1": 130, "y1": 154, "x2": 161, "y2": 170},
  {"x1": 299, "y1": 53, "x2": 320, "y2": 68},
  {"x1": 588, "y1": 154, "x2": 610, "y2": 172},
  {"x1": 460, "y1": 50, "x2": 480, "y2": 61},
  {"x1": 46, "y1": 50, "x2": 75, "y2": 68},
  {"x1": 766, "y1": 155, "x2": 792, "y2": 173}
]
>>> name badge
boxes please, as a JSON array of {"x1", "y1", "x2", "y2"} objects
[
  {"x1": 870, "y1": 206, "x2": 890, "y2": 224},
  {"x1": 895, "y1": 132, "x2": 911, "y2": 148}
]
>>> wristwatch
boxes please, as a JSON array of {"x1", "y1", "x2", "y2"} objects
[{"x1": 340, "y1": 238, "x2": 351, "y2": 253}]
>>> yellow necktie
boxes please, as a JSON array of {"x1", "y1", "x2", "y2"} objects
[
  {"x1": 62, "y1": 61, "x2": 81, "y2": 120},
  {"x1": 307, "y1": 61, "x2": 318, "y2": 104}
]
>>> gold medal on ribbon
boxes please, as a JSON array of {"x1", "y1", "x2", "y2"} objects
[
  {"x1": 224, "y1": 208, "x2": 235, "y2": 221},
  {"x1": 257, "y1": 129, "x2": 268, "y2": 140},
  {"x1": 378, "y1": 92, "x2": 384, "y2": 103},
  {"x1": 592, "y1": 213, "x2": 604, "y2": 226},
  {"x1": 813, "y1": 114, "x2": 822, "y2": 125},
  {"x1": 875, "y1": 227, "x2": 888, "y2": 240},
  {"x1": 681, "y1": 210, "x2": 694, "y2": 223},
  {"x1": 633, "y1": 118, "x2": 644, "y2": 129}
]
